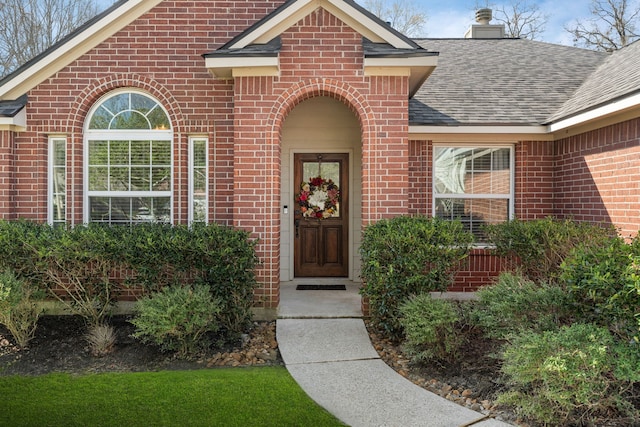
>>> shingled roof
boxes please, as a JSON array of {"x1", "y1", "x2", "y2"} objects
[
  {"x1": 547, "y1": 39, "x2": 640, "y2": 123},
  {"x1": 410, "y1": 38, "x2": 608, "y2": 126},
  {"x1": 0, "y1": 95, "x2": 27, "y2": 117}
]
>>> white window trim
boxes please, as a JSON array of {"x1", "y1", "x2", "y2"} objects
[
  {"x1": 188, "y1": 136, "x2": 209, "y2": 224},
  {"x1": 83, "y1": 89, "x2": 174, "y2": 224},
  {"x1": 48, "y1": 136, "x2": 67, "y2": 225},
  {"x1": 432, "y1": 144, "x2": 515, "y2": 242}
]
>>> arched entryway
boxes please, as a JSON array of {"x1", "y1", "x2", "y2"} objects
[{"x1": 280, "y1": 96, "x2": 362, "y2": 282}]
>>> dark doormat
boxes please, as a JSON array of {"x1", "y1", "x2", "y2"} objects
[{"x1": 296, "y1": 284, "x2": 347, "y2": 291}]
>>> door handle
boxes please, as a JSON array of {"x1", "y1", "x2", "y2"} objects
[{"x1": 294, "y1": 219, "x2": 300, "y2": 238}]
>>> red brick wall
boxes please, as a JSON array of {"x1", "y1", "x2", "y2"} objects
[
  {"x1": 407, "y1": 139, "x2": 556, "y2": 290},
  {"x1": 516, "y1": 140, "x2": 555, "y2": 219},
  {"x1": 232, "y1": 9, "x2": 410, "y2": 307},
  {"x1": 408, "y1": 140, "x2": 429, "y2": 214},
  {"x1": 10, "y1": 0, "x2": 286, "y2": 225},
  {"x1": 6, "y1": 0, "x2": 638, "y2": 306},
  {"x1": 7, "y1": 3, "x2": 409, "y2": 308},
  {"x1": 0, "y1": 130, "x2": 15, "y2": 219},
  {"x1": 554, "y1": 118, "x2": 640, "y2": 237}
]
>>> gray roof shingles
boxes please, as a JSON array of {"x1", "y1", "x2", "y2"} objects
[
  {"x1": 547, "y1": 39, "x2": 640, "y2": 123},
  {"x1": 0, "y1": 95, "x2": 27, "y2": 117},
  {"x1": 410, "y1": 38, "x2": 608, "y2": 126}
]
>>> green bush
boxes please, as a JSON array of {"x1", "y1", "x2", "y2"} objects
[
  {"x1": 0, "y1": 269, "x2": 43, "y2": 348},
  {"x1": 131, "y1": 284, "x2": 222, "y2": 357},
  {"x1": 37, "y1": 224, "x2": 124, "y2": 327},
  {"x1": 360, "y1": 216, "x2": 473, "y2": 339},
  {"x1": 0, "y1": 220, "x2": 49, "y2": 284},
  {"x1": 560, "y1": 235, "x2": 640, "y2": 343},
  {"x1": 399, "y1": 293, "x2": 463, "y2": 363},
  {"x1": 484, "y1": 217, "x2": 614, "y2": 282},
  {"x1": 120, "y1": 223, "x2": 260, "y2": 338},
  {"x1": 0, "y1": 221, "x2": 259, "y2": 340},
  {"x1": 498, "y1": 323, "x2": 638, "y2": 425},
  {"x1": 472, "y1": 272, "x2": 571, "y2": 340}
]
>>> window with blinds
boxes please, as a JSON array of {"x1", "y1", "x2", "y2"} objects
[
  {"x1": 433, "y1": 145, "x2": 514, "y2": 241},
  {"x1": 85, "y1": 91, "x2": 172, "y2": 225}
]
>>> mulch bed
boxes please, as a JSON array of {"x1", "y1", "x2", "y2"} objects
[{"x1": 0, "y1": 315, "x2": 280, "y2": 376}]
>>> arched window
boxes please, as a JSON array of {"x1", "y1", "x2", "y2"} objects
[{"x1": 84, "y1": 90, "x2": 172, "y2": 224}]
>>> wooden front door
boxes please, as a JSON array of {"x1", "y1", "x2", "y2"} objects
[{"x1": 294, "y1": 153, "x2": 349, "y2": 277}]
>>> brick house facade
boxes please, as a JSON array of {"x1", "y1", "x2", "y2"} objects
[{"x1": 0, "y1": 0, "x2": 639, "y2": 315}]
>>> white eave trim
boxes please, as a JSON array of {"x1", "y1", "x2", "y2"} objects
[
  {"x1": 548, "y1": 92, "x2": 640, "y2": 132},
  {"x1": 0, "y1": 108, "x2": 27, "y2": 131},
  {"x1": 365, "y1": 56, "x2": 437, "y2": 96},
  {"x1": 0, "y1": 0, "x2": 163, "y2": 100},
  {"x1": 204, "y1": 57, "x2": 280, "y2": 78},
  {"x1": 365, "y1": 56, "x2": 438, "y2": 68},
  {"x1": 410, "y1": 125, "x2": 554, "y2": 142},
  {"x1": 229, "y1": 0, "x2": 415, "y2": 49}
]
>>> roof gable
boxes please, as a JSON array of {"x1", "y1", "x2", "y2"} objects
[
  {"x1": 0, "y1": 0, "x2": 163, "y2": 100},
  {"x1": 221, "y1": 0, "x2": 419, "y2": 50},
  {"x1": 203, "y1": 0, "x2": 437, "y2": 96}
]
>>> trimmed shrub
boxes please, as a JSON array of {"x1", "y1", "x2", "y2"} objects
[
  {"x1": 472, "y1": 272, "x2": 571, "y2": 340},
  {"x1": 131, "y1": 284, "x2": 222, "y2": 357},
  {"x1": 560, "y1": 235, "x2": 640, "y2": 343},
  {"x1": 498, "y1": 323, "x2": 638, "y2": 425},
  {"x1": 484, "y1": 217, "x2": 614, "y2": 282},
  {"x1": 399, "y1": 293, "x2": 463, "y2": 363},
  {"x1": 0, "y1": 220, "x2": 49, "y2": 284},
  {"x1": 120, "y1": 223, "x2": 259, "y2": 338},
  {"x1": 360, "y1": 216, "x2": 473, "y2": 339},
  {"x1": 0, "y1": 221, "x2": 259, "y2": 340},
  {"x1": 185, "y1": 223, "x2": 259, "y2": 337},
  {"x1": 0, "y1": 270, "x2": 43, "y2": 348},
  {"x1": 37, "y1": 224, "x2": 124, "y2": 327}
]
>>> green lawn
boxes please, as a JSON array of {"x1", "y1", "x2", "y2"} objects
[{"x1": 0, "y1": 367, "x2": 345, "y2": 426}]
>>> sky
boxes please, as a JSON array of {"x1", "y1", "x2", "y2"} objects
[
  {"x1": 405, "y1": 1, "x2": 593, "y2": 45},
  {"x1": 95, "y1": 0, "x2": 594, "y2": 47}
]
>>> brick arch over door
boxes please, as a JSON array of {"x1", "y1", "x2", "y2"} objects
[
  {"x1": 65, "y1": 74, "x2": 186, "y2": 224},
  {"x1": 267, "y1": 78, "x2": 377, "y2": 225}
]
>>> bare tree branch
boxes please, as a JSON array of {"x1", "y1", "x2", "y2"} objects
[
  {"x1": 362, "y1": 0, "x2": 428, "y2": 37},
  {"x1": 492, "y1": 0, "x2": 549, "y2": 40},
  {"x1": 0, "y1": 0, "x2": 100, "y2": 78},
  {"x1": 565, "y1": 0, "x2": 640, "y2": 51}
]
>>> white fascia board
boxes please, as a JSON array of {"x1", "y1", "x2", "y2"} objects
[
  {"x1": 0, "y1": 0, "x2": 163, "y2": 100},
  {"x1": 364, "y1": 56, "x2": 438, "y2": 68},
  {"x1": 548, "y1": 92, "x2": 640, "y2": 132},
  {"x1": 205, "y1": 57, "x2": 280, "y2": 78},
  {"x1": 365, "y1": 57, "x2": 438, "y2": 96},
  {"x1": 410, "y1": 125, "x2": 554, "y2": 142},
  {"x1": 0, "y1": 108, "x2": 26, "y2": 131}
]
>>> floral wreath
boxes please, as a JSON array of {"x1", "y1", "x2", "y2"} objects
[{"x1": 295, "y1": 176, "x2": 340, "y2": 219}]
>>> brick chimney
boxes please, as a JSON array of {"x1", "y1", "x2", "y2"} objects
[{"x1": 464, "y1": 8, "x2": 505, "y2": 38}]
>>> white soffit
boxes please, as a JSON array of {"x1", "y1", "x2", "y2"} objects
[
  {"x1": 0, "y1": 108, "x2": 26, "y2": 131},
  {"x1": 228, "y1": 0, "x2": 415, "y2": 49},
  {"x1": 365, "y1": 57, "x2": 438, "y2": 96},
  {"x1": 204, "y1": 57, "x2": 280, "y2": 78},
  {"x1": 0, "y1": 0, "x2": 163, "y2": 100}
]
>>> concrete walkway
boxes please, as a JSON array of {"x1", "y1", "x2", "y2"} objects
[{"x1": 277, "y1": 281, "x2": 512, "y2": 427}]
